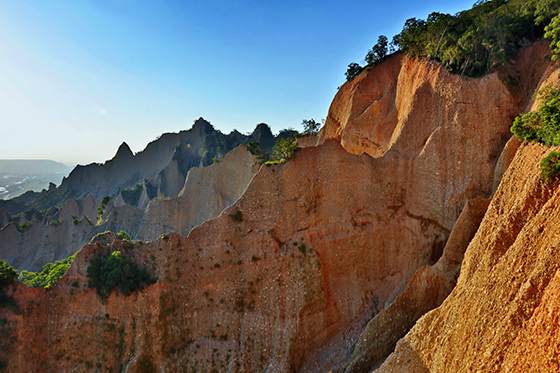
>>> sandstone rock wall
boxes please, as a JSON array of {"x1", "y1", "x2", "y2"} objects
[
  {"x1": 0, "y1": 146, "x2": 259, "y2": 272},
  {"x1": 376, "y1": 141, "x2": 560, "y2": 373},
  {"x1": 0, "y1": 44, "x2": 557, "y2": 373},
  {"x1": 136, "y1": 145, "x2": 259, "y2": 241},
  {"x1": 0, "y1": 140, "x2": 451, "y2": 372}
]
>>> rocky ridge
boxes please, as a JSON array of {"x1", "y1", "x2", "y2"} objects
[
  {"x1": 0, "y1": 145, "x2": 258, "y2": 272},
  {"x1": 0, "y1": 43, "x2": 558, "y2": 372}
]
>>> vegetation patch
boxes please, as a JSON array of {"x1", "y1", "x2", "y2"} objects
[
  {"x1": 0, "y1": 259, "x2": 18, "y2": 311},
  {"x1": 272, "y1": 136, "x2": 299, "y2": 160},
  {"x1": 346, "y1": 0, "x2": 560, "y2": 79},
  {"x1": 87, "y1": 251, "x2": 157, "y2": 300},
  {"x1": 19, "y1": 253, "x2": 76, "y2": 288},
  {"x1": 121, "y1": 182, "x2": 143, "y2": 206},
  {"x1": 117, "y1": 230, "x2": 131, "y2": 241},
  {"x1": 97, "y1": 196, "x2": 111, "y2": 219},
  {"x1": 0, "y1": 259, "x2": 17, "y2": 288},
  {"x1": 541, "y1": 150, "x2": 560, "y2": 182},
  {"x1": 511, "y1": 84, "x2": 560, "y2": 146},
  {"x1": 229, "y1": 209, "x2": 243, "y2": 223}
]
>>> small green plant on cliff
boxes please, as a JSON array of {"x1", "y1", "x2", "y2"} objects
[
  {"x1": 0, "y1": 259, "x2": 17, "y2": 288},
  {"x1": 229, "y1": 209, "x2": 243, "y2": 223},
  {"x1": 49, "y1": 217, "x2": 63, "y2": 226},
  {"x1": 87, "y1": 251, "x2": 157, "y2": 300},
  {"x1": 117, "y1": 230, "x2": 131, "y2": 241},
  {"x1": 511, "y1": 84, "x2": 560, "y2": 146},
  {"x1": 97, "y1": 196, "x2": 111, "y2": 219},
  {"x1": 19, "y1": 253, "x2": 76, "y2": 288},
  {"x1": 272, "y1": 136, "x2": 299, "y2": 160},
  {"x1": 541, "y1": 150, "x2": 560, "y2": 182}
]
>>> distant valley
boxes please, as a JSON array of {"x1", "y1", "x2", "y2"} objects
[{"x1": 0, "y1": 160, "x2": 71, "y2": 200}]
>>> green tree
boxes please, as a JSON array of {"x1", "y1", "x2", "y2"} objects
[
  {"x1": 97, "y1": 196, "x2": 111, "y2": 219},
  {"x1": 541, "y1": 150, "x2": 560, "y2": 182},
  {"x1": 117, "y1": 230, "x2": 131, "y2": 241},
  {"x1": 302, "y1": 119, "x2": 322, "y2": 135},
  {"x1": 18, "y1": 253, "x2": 76, "y2": 288},
  {"x1": 365, "y1": 35, "x2": 389, "y2": 65},
  {"x1": 0, "y1": 259, "x2": 17, "y2": 287},
  {"x1": 511, "y1": 84, "x2": 560, "y2": 146},
  {"x1": 345, "y1": 62, "x2": 364, "y2": 81},
  {"x1": 87, "y1": 251, "x2": 156, "y2": 300},
  {"x1": 272, "y1": 136, "x2": 300, "y2": 159}
]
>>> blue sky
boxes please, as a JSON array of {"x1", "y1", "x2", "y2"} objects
[{"x1": 0, "y1": 0, "x2": 475, "y2": 166}]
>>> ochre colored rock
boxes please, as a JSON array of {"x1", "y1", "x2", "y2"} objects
[
  {"x1": 0, "y1": 44, "x2": 557, "y2": 373},
  {"x1": 375, "y1": 141, "x2": 560, "y2": 373},
  {"x1": 0, "y1": 140, "x2": 450, "y2": 372},
  {"x1": 343, "y1": 196, "x2": 489, "y2": 373}
]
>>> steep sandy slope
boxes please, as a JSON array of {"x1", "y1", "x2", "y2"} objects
[
  {"x1": 136, "y1": 145, "x2": 259, "y2": 241},
  {"x1": 376, "y1": 141, "x2": 560, "y2": 373}
]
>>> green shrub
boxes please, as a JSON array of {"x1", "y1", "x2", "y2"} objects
[
  {"x1": 49, "y1": 218, "x2": 63, "y2": 227},
  {"x1": 117, "y1": 230, "x2": 131, "y2": 241},
  {"x1": 264, "y1": 161, "x2": 278, "y2": 166},
  {"x1": 97, "y1": 196, "x2": 111, "y2": 219},
  {"x1": 511, "y1": 85, "x2": 560, "y2": 146},
  {"x1": 0, "y1": 259, "x2": 17, "y2": 288},
  {"x1": 541, "y1": 150, "x2": 560, "y2": 182},
  {"x1": 229, "y1": 209, "x2": 243, "y2": 223},
  {"x1": 272, "y1": 136, "x2": 300, "y2": 160},
  {"x1": 19, "y1": 253, "x2": 76, "y2": 288},
  {"x1": 87, "y1": 251, "x2": 157, "y2": 300},
  {"x1": 19, "y1": 219, "x2": 39, "y2": 232}
]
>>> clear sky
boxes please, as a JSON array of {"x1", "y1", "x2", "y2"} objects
[{"x1": 0, "y1": 0, "x2": 475, "y2": 166}]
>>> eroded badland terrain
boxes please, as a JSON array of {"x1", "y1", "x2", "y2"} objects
[{"x1": 1, "y1": 39, "x2": 560, "y2": 372}]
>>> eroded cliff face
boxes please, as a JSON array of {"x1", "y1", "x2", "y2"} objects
[
  {"x1": 0, "y1": 140, "x2": 449, "y2": 372},
  {"x1": 376, "y1": 141, "x2": 560, "y2": 373},
  {"x1": 0, "y1": 146, "x2": 258, "y2": 272},
  {"x1": 135, "y1": 144, "x2": 260, "y2": 241},
  {"x1": 0, "y1": 44, "x2": 557, "y2": 372}
]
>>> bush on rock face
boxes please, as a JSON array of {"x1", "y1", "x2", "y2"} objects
[
  {"x1": 87, "y1": 251, "x2": 156, "y2": 300},
  {"x1": 541, "y1": 150, "x2": 560, "y2": 182},
  {"x1": 0, "y1": 259, "x2": 17, "y2": 288},
  {"x1": 512, "y1": 85, "x2": 560, "y2": 146}
]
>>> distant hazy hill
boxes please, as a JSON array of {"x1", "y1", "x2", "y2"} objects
[{"x1": 0, "y1": 160, "x2": 71, "y2": 175}]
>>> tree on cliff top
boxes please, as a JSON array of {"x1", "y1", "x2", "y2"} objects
[
  {"x1": 348, "y1": 0, "x2": 560, "y2": 79},
  {"x1": 19, "y1": 254, "x2": 75, "y2": 288},
  {"x1": 272, "y1": 136, "x2": 300, "y2": 159},
  {"x1": 365, "y1": 35, "x2": 389, "y2": 66},
  {"x1": 87, "y1": 251, "x2": 156, "y2": 300},
  {"x1": 302, "y1": 118, "x2": 322, "y2": 135},
  {"x1": 0, "y1": 259, "x2": 17, "y2": 288}
]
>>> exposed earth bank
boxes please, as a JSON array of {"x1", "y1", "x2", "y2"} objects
[{"x1": 0, "y1": 43, "x2": 558, "y2": 372}]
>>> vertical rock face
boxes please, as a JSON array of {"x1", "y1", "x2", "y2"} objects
[
  {"x1": 319, "y1": 52, "x2": 519, "y2": 231},
  {"x1": 376, "y1": 142, "x2": 560, "y2": 373},
  {"x1": 0, "y1": 44, "x2": 557, "y2": 372},
  {"x1": 135, "y1": 145, "x2": 260, "y2": 241},
  {"x1": 0, "y1": 141, "x2": 451, "y2": 372}
]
